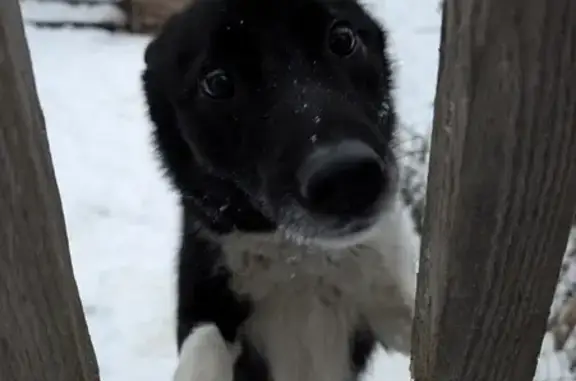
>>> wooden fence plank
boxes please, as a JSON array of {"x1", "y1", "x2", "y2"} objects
[
  {"x1": 411, "y1": 0, "x2": 576, "y2": 380},
  {"x1": 0, "y1": 0, "x2": 100, "y2": 379}
]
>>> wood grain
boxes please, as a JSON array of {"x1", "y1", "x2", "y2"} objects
[
  {"x1": 0, "y1": 0, "x2": 100, "y2": 379},
  {"x1": 411, "y1": 0, "x2": 576, "y2": 380}
]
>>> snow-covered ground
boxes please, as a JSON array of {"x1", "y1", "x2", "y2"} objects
[{"x1": 21, "y1": 0, "x2": 569, "y2": 380}]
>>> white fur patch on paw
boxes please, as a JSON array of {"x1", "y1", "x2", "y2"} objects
[{"x1": 174, "y1": 324, "x2": 238, "y2": 381}]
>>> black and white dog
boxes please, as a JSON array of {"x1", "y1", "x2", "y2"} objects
[{"x1": 142, "y1": 0, "x2": 418, "y2": 380}]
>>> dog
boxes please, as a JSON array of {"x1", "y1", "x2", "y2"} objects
[{"x1": 141, "y1": 0, "x2": 418, "y2": 380}]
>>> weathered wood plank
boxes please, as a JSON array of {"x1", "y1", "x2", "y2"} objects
[
  {"x1": 411, "y1": 0, "x2": 576, "y2": 380},
  {"x1": 0, "y1": 0, "x2": 100, "y2": 379}
]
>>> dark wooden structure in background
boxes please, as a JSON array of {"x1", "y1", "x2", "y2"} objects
[{"x1": 19, "y1": 0, "x2": 190, "y2": 32}]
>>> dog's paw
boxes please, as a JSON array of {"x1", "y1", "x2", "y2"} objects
[
  {"x1": 174, "y1": 323, "x2": 238, "y2": 381},
  {"x1": 367, "y1": 298, "x2": 414, "y2": 356}
]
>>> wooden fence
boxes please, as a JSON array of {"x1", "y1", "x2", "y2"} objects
[{"x1": 3, "y1": 0, "x2": 576, "y2": 380}]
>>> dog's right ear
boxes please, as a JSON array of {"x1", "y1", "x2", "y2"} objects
[
  {"x1": 144, "y1": 34, "x2": 161, "y2": 68},
  {"x1": 143, "y1": 10, "x2": 184, "y2": 70},
  {"x1": 145, "y1": 0, "x2": 224, "y2": 74},
  {"x1": 140, "y1": 1, "x2": 217, "y2": 194},
  {"x1": 141, "y1": 9, "x2": 197, "y2": 194}
]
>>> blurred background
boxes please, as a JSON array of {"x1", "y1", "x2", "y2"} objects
[{"x1": 17, "y1": 0, "x2": 576, "y2": 379}]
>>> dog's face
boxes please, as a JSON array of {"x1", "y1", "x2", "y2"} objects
[{"x1": 143, "y1": 0, "x2": 398, "y2": 248}]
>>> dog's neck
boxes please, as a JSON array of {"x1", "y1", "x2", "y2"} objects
[{"x1": 216, "y1": 196, "x2": 419, "y2": 302}]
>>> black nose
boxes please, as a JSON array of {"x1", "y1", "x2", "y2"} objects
[{"x1": 297, "y1": 141, "x2": 387, "y2": 217}]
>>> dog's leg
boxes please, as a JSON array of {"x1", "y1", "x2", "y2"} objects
[
  {"x1": 365, "y1": 286, "x2": 414, "y2": 355},
  {"x1": 174, "y1": 323, "x2": 239, "y2": 381},
  {"x1": 177, "y1": 230, "x2": 251, "y2": 349},
  {"x1": 365, "y1": 200, "x2": 419, "y2": 356}
]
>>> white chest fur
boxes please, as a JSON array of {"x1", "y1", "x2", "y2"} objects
[{"x1": 219, "y1": 202, "x2": 419, "y2": 381}]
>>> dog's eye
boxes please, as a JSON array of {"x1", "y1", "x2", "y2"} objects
[
  {"x1": 199, "y1": 69, "x2": 235, "y2": 99},
  {"x1": 328, "y1": 22, "x2": 357, "y2": 57}
]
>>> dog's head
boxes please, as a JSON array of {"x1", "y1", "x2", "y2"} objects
[{"x1": 143, "y1": 0, "x2": 398, "y2": 248}]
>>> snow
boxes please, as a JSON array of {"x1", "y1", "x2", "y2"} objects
[
  {"x1": 25, "y1": 26, "x2": 179, "y2": 380},
  {"x1": 21, "y1": 0, "x2": 567, "y2": 380}
]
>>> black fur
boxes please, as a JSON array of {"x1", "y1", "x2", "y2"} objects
[{"x1": 142, "y1": 0, "x2": 399, "y2": 380}]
